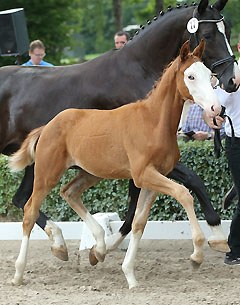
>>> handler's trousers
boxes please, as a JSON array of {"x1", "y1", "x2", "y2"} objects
[{"x1": 225, "y1": 136, "x2": 240, "y2": 256}]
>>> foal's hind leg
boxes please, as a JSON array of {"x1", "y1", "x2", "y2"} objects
[
  {"x1": 12, "y1": 186, "x2": 52, "y2": 285},
  {"x1": 122, "y1": 189, "x2": 157, "y2": 289},
  {"x1": 60, "y1": 171, "x2": 106, "y2": 265},
  {"x1": 13, "y1": 165, "x2": 68, "y2": 261},
  {"x1": 105, "y1": 180, "x2": 138, "y2": 251},
  {"x1": 168, "y1": 162, "x2": 229, "y2": 253},
  {"x1": 12, "y1": 149, "x2": 69, "y2": 285}
]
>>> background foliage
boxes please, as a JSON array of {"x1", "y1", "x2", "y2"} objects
[
  {"x1": 0, "y1": 0, "x2": 239, "y2": 66},
  {"x1": 0, "y1": 140, "x2": 235, "y2": 222}
]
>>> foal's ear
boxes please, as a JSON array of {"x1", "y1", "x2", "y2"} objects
[
  {"x1": 180, "y1": 40, "x2": 190, "y2": 62},
  {"x1": 192, "y1": 39, "x2": 205, "y2": 59}
]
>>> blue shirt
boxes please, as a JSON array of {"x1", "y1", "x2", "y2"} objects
[{"x1": 22, "y1": 60, "x2": 53, "y2": 67}]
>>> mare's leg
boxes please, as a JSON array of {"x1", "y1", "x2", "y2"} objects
[
  {"x1": 12, "y1": 165, "x2": 68, "y2": 261},
  {"x1": 60, "y1": 171, "x2": 106, "y2": 264},
  {"x1": 168, "y1": 161, "x2": 229, "y2": 252}
]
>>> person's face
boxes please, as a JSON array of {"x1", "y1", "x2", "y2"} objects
[
  {"x1": 29, "y1": 47, "x2": 46, "y2": 65},
  {"x1": 238, "y1": 42, "x2": 240, "y2": 54},
  {"x1": 114, "y1": 35, "x2": 128, "y2": 49}
]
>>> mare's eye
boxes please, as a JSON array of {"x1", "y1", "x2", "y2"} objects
[
  {"x1": 188, "y1": 75, "x2": 195, "y2": 80},
  {"x1": 203, "y1": 33, "x2": 211, "y2": 40}
]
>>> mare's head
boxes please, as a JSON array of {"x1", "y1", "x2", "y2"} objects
[
  {"x1": 176, "y1": 40, "x2": 221, "y2": 118},
  {"x1": 187, "y1": 0, "x2": 240, "y2": 92}
]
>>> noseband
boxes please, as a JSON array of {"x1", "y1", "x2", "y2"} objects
[{"x1": 189, "y1": 8, "x2": 236, "y2": 79}]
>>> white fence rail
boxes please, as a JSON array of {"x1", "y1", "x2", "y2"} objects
[{"x1": 0, "y1": 220, "x2": 231, "y2": 240}]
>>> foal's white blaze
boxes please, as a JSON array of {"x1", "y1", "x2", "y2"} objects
[
  {"x1": 217, "y1": 21, "x2": 240, "y2": 86},
  {"x1": 184, "y1": 62, "x2": 221, "y2": 116}
]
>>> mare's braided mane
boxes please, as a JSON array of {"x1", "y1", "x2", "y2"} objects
[{"x1": 129, "y1": 2, "x2": 198, "y2": 41}]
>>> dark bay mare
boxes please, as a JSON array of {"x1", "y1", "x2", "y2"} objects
[{"x1": 1, "y1": 0, "x2": 239, "y2": 259}]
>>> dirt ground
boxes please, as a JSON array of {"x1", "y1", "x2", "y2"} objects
[{"x1": 0, "y1": 239, "x2": 239, "y2": 305}]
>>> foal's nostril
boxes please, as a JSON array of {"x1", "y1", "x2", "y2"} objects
[{"x1": 211, "y1": 105, "x2": 214, "y2": 112}]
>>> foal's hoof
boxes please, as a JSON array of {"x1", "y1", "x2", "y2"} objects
[
  {"x1": 190, "y1": 254, "x2": 203, "y2": 269},
  {"x1": 89, "y1": 247, "x2": 99, "y2": 266},
  {"x1": 89, "y1": 246, "x2": 106, "y2": 266},
  {"x1": 208, "y1": 240, "x2": 230, "y2": 253},
  {"x1": 190, "y1": 259, "x2": 202, "y2": 270},
  {"x1": 11, "y1": 277, "x2": 23, "y2": 286},
  {"x1": 89, "y1": 248, "x2": 98, "y2": 266},
  {"x1": 51, "y1": 245, "x2": 69, "y2": 261}
]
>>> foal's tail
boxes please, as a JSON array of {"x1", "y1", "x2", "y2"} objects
[{"x1": 9, "y1": 126, "x2": 45, "y2": 172}]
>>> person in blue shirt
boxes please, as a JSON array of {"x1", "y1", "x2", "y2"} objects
[
  {"x1": 22, "y1": 39, "x2": 53, "y2": 67},
  {"x1": 182, "y1": 103, "x2": 225, "y2": 141}
]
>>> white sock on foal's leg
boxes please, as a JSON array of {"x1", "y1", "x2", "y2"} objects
[{"x1": 44, "y1": 220, "x2": 69, "y2": 261}]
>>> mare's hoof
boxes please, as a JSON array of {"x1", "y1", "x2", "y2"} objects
[
  {"x1": 89, "y1": 247, "x2": 99, "y2": 266},
  {"x1": 51, "y1": 245, "x2": 69, "y2": 261},
  {"x1": 208, "y1": 240, "x2": 230, "y2": 253}
]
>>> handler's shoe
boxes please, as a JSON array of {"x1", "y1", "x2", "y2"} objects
[
  {"x1": 222, "y1": 185, "x2": 238, "y2": 210},
  {"x1": 224, "y1": 253, "x2": 240, "y2": 265}
]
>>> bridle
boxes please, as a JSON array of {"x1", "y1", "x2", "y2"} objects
[
  {"x1": 189, "y1": 8, "x2": 236, "y2": 80},
  {"x1": 188, "y1": 7, "x2": 237, "y2": 157}
]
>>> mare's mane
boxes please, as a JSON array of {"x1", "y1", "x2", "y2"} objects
[{"x1": 128, "y1": 3, "x2": 197, "y2": 44}]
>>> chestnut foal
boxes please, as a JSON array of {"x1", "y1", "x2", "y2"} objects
[{"x1": 9, "y1": 40, "x2": 221, "y2": 289}]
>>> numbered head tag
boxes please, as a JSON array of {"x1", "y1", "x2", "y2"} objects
[{"x1": 187, "y1": 18, "x2": 199, "y2": 33}]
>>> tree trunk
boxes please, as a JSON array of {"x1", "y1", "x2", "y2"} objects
[{"x1": 112, "y1": 0, "x2": 122, "y2": 32}]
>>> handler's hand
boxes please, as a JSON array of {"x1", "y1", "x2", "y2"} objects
[{"x1": 202, "y1": 110, "x2": 225, "y2": 129}]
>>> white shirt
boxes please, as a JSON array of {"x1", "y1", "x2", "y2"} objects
[{"x1": 215, "y1": 86, "x2": 240, "y2": 137}]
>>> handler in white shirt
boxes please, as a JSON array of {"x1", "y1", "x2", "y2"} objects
[{"x1": 206, "y1": 86, "x2": 240, "y2": 265}]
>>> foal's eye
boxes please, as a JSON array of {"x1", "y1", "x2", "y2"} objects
[{"x1": 188, "y1": 75, "x2": 195, "y2": 80}]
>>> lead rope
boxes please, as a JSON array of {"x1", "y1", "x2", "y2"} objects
[{"x1": 213, "y1": 105, "x2": 235, "y2": 158}]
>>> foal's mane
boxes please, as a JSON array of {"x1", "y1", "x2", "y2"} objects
[{"x1": 144, "y1": 56, "x2": 179, "y2": 100}]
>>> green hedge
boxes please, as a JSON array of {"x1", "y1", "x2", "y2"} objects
[{"x1": 0, "y1": 139, "x2": 235, "y2": 222}]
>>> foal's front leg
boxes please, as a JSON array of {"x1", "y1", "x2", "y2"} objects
[
  {"x1": 134, "y1": 167, "x2": 205, "y2": 266},
  {"x1": 122, "y1": 189, "x2": 157, "y2": 289},
  {"x1": 60, "y1": 171, "x2": 106, "y2": 264}
]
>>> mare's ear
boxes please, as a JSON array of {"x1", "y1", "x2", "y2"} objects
[
  {"x1": 197, "y1": 0, "x2": 208, "y2": 15},
  {"x1": 192, "y1": 39, "x2": 205, "y2": 59},
  {"x1": 180, "y1": 40, "x2": 190, "y2": 62},
  {"x1": 213, "y1": 0, "x2": 228, "y2": 11}
]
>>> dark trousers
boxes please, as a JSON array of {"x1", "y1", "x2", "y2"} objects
[{"x1": 225, "y1": 136, "x2": 240, "y2": 256}]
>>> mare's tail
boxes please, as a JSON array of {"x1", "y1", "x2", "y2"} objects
[{"x1": 9, "y1": 126, "x2": 45, "y2": 172}]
